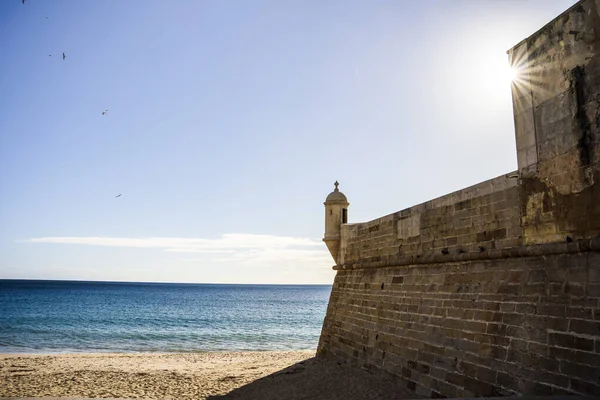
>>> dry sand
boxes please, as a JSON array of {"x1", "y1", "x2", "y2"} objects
[{"x1": 0, "y1": 351, "x2": 419, "y2": 400}]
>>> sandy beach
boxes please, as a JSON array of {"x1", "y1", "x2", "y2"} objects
[{"x1": 0, "y1": 351, "x2": 419, "y2": 400}]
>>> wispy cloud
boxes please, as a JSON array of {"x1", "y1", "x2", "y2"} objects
[
  {"x1": 23, "y1": 234, "x2": 334, "y2": 272},
  {"x1": 24, "y1": 234, "x2": 322, "y2": 252}
]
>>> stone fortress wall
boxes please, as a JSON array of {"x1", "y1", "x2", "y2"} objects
[{"x1": 317, "y1": 0, "x2": 600, "y2": 397}]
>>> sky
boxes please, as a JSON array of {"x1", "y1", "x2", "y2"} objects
[{"x1": 0, "y1": 0, "x2": 578, "y2": 284}]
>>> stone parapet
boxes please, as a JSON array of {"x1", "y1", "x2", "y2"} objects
[
  {"x1": 335, "y1": 237, "x2": 600, "y2": 270},
  {"x1": 338, "y1": 173, "x2": 523, "y2": 266}
]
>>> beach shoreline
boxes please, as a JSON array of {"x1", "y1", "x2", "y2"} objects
[
  {"x1": 0, "y1": 350, "x2": 420, "y2": 399},
  {"x1": 0, "y1": 350, "x2": 314, "y2": 399}
]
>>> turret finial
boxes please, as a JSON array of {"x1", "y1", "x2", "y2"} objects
[{"x1": 334, "y1": 181, "x2": 339, "y2": 191}]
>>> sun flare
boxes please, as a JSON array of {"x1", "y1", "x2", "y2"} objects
[{"x1": 506, "y1": 65, "x2": 519, "y2": 83}]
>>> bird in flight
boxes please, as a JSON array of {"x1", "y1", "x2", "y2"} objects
[
  {"x1": 102, "y1": 109, "x2": 108, "y2": 115},
  {"x1": 115, "y1": 194, "x2": 122, "y2": 198},
  {"x1": 62, "y1": 52, "x2": 66, "y2": 60},
  {"x1": 22, "y1": 0, "x2": 25, "y2": 4}
]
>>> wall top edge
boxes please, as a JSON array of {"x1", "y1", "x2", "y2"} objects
[
  {"x1": 506, "y1": 0, "x2": 587, "y2": 53},
  {"x1": 345, "y1": 170, "x2": 518, "y2": 229}
]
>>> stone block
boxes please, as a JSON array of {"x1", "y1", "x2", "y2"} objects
[
  {"x1": 569, "y1": 319, "x2": 600, "y2": 336},
  {"x1": 549, "y1": 332, "x2": 595, "y2": 351},
  {"x1": 514, "y1": 109, "x2": 536, "y2": 139},
  {"x1": 560, "y1": 360, "x2": 599, "y2": 384},
  {"x1": 497, "y1": 371, "x2": 519, "y2": 392},
  {"x1": 571, "y1": 298, "x2": 599, "y2": 308},
  {"x1": 397, "y1": 215, "x2": 420, "y2": 239},
  {"x1": 516, "y1": 149, "x2": 527, "y2": 171},
  {"x1": 516, "y1": 130, "x2": 537, "y2": 150},
  {"x1": 536, "y1": 89, "x2": 572, "y2": 128},
  {"x1": 463, "y1": 376, "x2": 497, "y2": 396},
  {"x1": 525, "y1": 145, "x2": 538, "y2": 168},
  {"x1": 570, "y1": 379, "x2": 600, "y2": 396}
]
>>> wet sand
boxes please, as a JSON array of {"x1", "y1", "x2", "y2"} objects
[{"x1": 0, "y1": 351, "x2": 419, "y2": 400}]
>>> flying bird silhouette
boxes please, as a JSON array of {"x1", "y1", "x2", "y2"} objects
[
  {"x1": 115, "y1": 194, "x2": 122, "y2": 198},
  {"x1": 22, "y1": 0, "x2": 25, "y2": 4},
  {"x1": 62, "y1": 52, "x2": 66, "y2": 60},
  {"x1": 102, "y1": 109, "x2": 108, "y2": 115}
]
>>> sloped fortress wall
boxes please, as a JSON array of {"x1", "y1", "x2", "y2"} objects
[{"x1": 317, "y1": 0, "x2": 600, "y2": 397}]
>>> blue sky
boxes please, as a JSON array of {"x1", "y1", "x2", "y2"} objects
[{"x1": 0, "y1": 0, "x2": 577, "y2": 284}]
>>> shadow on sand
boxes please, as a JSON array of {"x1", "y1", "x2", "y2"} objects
[{"x1": 207, "y1": 356, "x2": 421, "y2": 400}]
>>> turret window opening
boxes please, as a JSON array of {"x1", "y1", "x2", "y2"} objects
[
  {"x1": 330, "y1": 210, "x2": 332, "y2": 215},
  {"x1": 342, "y1": 208, "x2": 348, "y2": 223}
]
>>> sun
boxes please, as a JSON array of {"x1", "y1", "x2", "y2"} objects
[
  {"x1": 505, "y1": 65, "x2": 519, "y2": 83},
  {"x1": 473, "y1": 57, "x2": 520, "y2": 97}
]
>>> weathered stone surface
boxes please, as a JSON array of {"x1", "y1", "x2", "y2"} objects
[
  {"x1": 318, "y1": 0, "x2": 600, "y2": 397},
  {"x1": 318, "y1": 253, "x2": 600, "y2": 397}
]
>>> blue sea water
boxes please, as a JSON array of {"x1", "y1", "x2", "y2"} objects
[{"x1": 0, "y1": 280, "x2": 332, "y2": 353}]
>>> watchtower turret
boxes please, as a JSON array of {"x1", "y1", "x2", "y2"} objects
[{"x1": 323, "y1": 181, "x2": 349, "y2": 263}]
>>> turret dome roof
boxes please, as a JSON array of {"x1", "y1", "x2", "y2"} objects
[{"x1": 325, "y1": 181, "x2": 348, "y2": 203}]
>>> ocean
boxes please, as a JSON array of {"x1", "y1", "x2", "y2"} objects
[{"x1": 0, "y1": 280, "x2": 332, "y2": 353}]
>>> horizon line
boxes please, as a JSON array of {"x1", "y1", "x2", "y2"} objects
[{"x1": 0, "y1": 278, "x2": 332, "y2": 286}]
